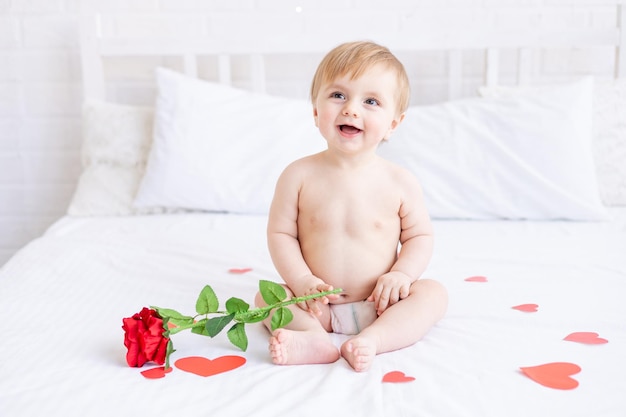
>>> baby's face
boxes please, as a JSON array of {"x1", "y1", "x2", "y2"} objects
[{"x1": 313, "y1": 63, "x2": 405, "y2": 155}]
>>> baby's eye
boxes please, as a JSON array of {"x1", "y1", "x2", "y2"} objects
[
  {"x1": 364, "y1": 98, "x2": 379, "y2": 106},
  {"x1": 331, "y1": 92, "x2": 345, "y2": 100}
]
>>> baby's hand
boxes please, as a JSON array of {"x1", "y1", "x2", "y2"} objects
[
  {"x1": 367, "y1": 271, "x2": 412, "y2": 315},
  {"x1": 296, "y1": 276, "x2": 339, "y2": 317}
]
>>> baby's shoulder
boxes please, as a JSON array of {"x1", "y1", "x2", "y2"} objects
[
  {"x1": 284, "y1": 152, "x2": 319, "y2": 172},
  {"x1": 376, "y1": 159, "x2": 424, "y2": 202},
  {"x1": 380, "y1": 158, "x2": 419, "y2": 184},
  {"x1": 278, "y1": 152, "x2": 325, "y2": 185}
]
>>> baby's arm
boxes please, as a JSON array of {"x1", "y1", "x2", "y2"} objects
[
  {"x1": 368, "y1": 171, "x2": 434, "y2": 314},
  {"x1": 267, "y1": 161, "x2": 337, "y2": 316}
]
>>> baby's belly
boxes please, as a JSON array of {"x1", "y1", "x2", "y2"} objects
[{"x1": 300, "y1": 235, "x2": 397, "y2": 303}]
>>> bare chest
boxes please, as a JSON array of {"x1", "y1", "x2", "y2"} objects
[{"x1": 298, "y1": 176, "x2": 401, "y2": 237}]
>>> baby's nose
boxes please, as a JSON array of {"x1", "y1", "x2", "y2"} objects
[{"x1": 342, "y1": 103, "x2": 359, "y2": 118}]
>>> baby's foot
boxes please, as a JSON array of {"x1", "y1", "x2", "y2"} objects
[
  {"x1": 269, "y1": 328, "x2": 340, "y2": 365},
  {"x1": 340, "y1": 336, "x2": 377, "y2": 372}
]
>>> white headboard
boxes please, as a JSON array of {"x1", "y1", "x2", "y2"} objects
[{"x1": 79, "y1": 2, "x2": 626, "y2": 103}]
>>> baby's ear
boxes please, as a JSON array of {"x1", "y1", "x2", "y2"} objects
[
  {"x1": 383, "y1": 112, "x2": 405, "y2": 141},
  {"x1": 313, "y1": 107, "x2": 319, "y2": 127}
]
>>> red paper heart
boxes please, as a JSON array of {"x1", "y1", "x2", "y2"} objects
[
  {"x1": 382, "y1": 371, "x2": 415, "y2": 383},
  {"x1": 174, "y1": 355, "x2": 246, "y2": 377},
  {"x1": 140, "y1": 366, "x2": 173, "y2": 379},
  {"x1": 228, "y1": 268, "x2": 252, "y2": 274},
  {"x1": 564, "y1": 332, "x2": 608, "y2": 345},
  {"x1": 520, "y1": 362, "x2": 581, "y2": 390},
  {"x1": 464, "y1": 276, "x2": 488, "y2": 282},
  {"x1": 512, "y1": 303, "x2": 538, "y2": 313}
]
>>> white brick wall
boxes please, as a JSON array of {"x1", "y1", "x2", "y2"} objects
[{"x1": 0, "y1": 0, "x2": 621, "y2": 266}]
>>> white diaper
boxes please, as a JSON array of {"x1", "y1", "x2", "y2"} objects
[{"x1": 329, "y1": 301, "x2": 378, "y2": 335}]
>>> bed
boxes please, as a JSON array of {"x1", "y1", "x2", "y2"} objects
[{"x1": 2, "y1": 4, "x2": 626, "y2": 417}]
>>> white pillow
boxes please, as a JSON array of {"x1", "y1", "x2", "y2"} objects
[
  {"x1": 480, "y1": 77, "x2": 626, "y2": 207},
  {"x1": 592, "y1": 79, "x2": 626, "y2": 206},
  {"x1": 133, "y1": 68, "x2": 325, "y2": 214},
  {"x1": 379, "y1": 77, "x2": 607, "y2": 220},
  {"x1": 68, "y1": 101, "x2": 154, "y2": 216}
]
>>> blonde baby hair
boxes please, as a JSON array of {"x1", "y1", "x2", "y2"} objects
[{"x1": 310, "y1": 41, "x2": 410, "y2": 115}]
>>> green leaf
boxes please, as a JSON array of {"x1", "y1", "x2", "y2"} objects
[
  {"x1": 270, "y1": 307, "x2": 293, "y2": 331},
  {"x1": 227, "y1": 322, "x2": 248, "y2": 351},
  {"x1": 152, "y1": 307, "x2": 193, "y2": 322},
  {"x1": 191, "y1": 326, "x2": 210, "y2": 336},
  {"x1": 164, "y1": 339, "x2": 176, "y2": 370},
  {"x1": 161, "y1": 316, "x2": 171, "y2": 337},
  {"x1": 196, "y1": 285, "x2": 219, "y2": 315},
  {"x1": 238, "y1": 308, "x2": 270, "y2": 324},
  {"x1": 190, "y1": 319, "x2": 209, "y2": 336},
  {"x1": 206, "y1": 313, "x2": 234, "y2": 338},
  {"x1": 259, "y1": 280, "x2": 287, "y2": 305},
  {"x1": 169, "y1": 317, "x2": 195, "y2": 327},
  {"x1": 225, "y1": 297, "x2": 249, "y2": 315}
]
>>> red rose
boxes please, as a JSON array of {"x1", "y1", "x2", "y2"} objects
[{"x1": 122, "y1": 307, "x2": 169, "y2": 367}]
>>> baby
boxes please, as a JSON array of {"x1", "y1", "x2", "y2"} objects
[{"x1": 256, "y1": 41, "x2": 448, "y2": 372}]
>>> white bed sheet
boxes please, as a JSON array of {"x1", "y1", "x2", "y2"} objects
[{"x1": 1, "y1": 211, "x2": 625, "y2": 417}]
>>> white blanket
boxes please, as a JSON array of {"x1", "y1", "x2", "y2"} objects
[{"x1": 1, "y1": 211, "x2": 625, "y2": 417}]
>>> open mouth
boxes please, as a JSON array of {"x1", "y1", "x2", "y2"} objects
[{"x1": 339, "y1": 125, "x2": 362, "y2": 134}]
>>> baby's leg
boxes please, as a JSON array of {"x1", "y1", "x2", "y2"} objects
[
  {"x1": 341, "y1": 279, "x2": 447, "y2": 372},
  {"x1": 254, "y1": 289, "x2": 340, "y2": 366}
]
